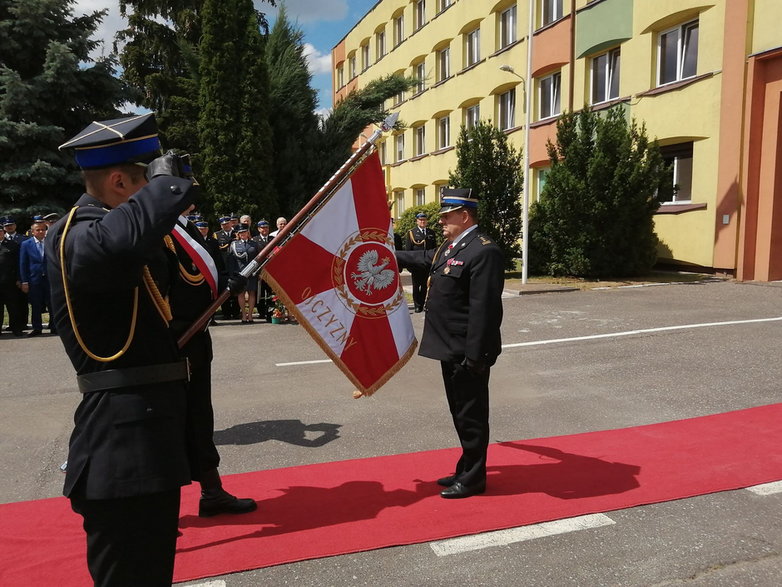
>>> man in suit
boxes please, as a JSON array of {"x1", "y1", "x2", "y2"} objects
[
  {"x1": 48, "y1": 113, "x2": 196, "y2": 585},
  {"x1": 214, "y1": 216, "x2": 239, "y2": 319},
  {"x1": 396, "y1": 188, "x2": 504, "y2": 499},
  {"x1": 19, "y1": 220, "x2": 51, "y2": 336},
  {"x1": 404, "y1": 212, "x2": 437, "y2": 312}
]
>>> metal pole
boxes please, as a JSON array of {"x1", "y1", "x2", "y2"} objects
[{"x1": 522, "y1": 0, "x2": 535, "y2": 284}]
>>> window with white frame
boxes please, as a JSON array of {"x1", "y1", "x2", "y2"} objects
[
  {"x1": 465, "y1": 104, "x2": 480, "y2": 129},
  {"x1": 379, "y1": 141, "x2": 387, "y2": 165},
  {"x1": 414, "y1": 125, "x2": 426, "y2": 156},
  {"x1": 361, "y1": 43, "x2": 370, "y2": 71},
  {"x1": 348, "y1": 55, "x2": 356, "y2": 79},
  {"x1": 415, "y1": 0, "x2": 426, "y2": 31},
  {"x1": 415, "y1": 187, "x2": 426, "y2": 206},
  {"x1": 465, "y1": 27, "x2": 480, "y2": 68},
  {"x1": 336, "y1": 65, "x2": 344, "y2": 89},
  {"x1": 437, "y1": 115, "x2": 450, "y2": 149},
  {"x1": 415, "y1": 62, "x2": 426, "y2": 93},
  {"x1": 498, "y1": 89, "x2": 516, "y2": 130},
  {"x1": 537, "y1": 167, "x2": 549, "y2": 198},
  {"x1": 393, "y1": 89, "x2": 405, "y2": 106},
  {"x1": 394, "y1": 190, "x2": 406, "y2": 214},
  {"x1": 659, "y1": 142, "x2": 693, "y2": 203},
  {"x1": 438, "y1": 0, "x2": 452, "y2": 14},
  {"x1": 395, "y1": 133, "x2": 405, "y2": 162},
  {"x1": 540, "y1": 0, "x2": 562, "y2": 27},
  {"x1": 394, "y1": 14, "x2": 404, "y2": 47},
  {"x1": 376, "y1": 30, "x2": 386, "y2": 61},
  {"x1": 658, "y1": 20, "x2": 699, "y2": 86},
  {"x1": 591, "y1": 48, "x2": 620, "y2": 104},
  {"x1": 500, "y1": 4, "x2": 517, "y2": 49},
  {"x1": 539, "y1": 72, "x2": 561, "y2": 119},
  {"x1": 437, "y1": 46, "x2": 450, "y2": 82}
]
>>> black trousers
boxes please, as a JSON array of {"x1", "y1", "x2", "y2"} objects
[
  {"x1": 185, "y1": 361, "x2": 221, "y2": 480},
  {"x1": 411, "y1": 268, "x2": 428, "y2": 311},
  {"x1": 440, "y1": 361, "x2": 490, "y2": 488},
  {"x1": 70, "y1": 489, "x2": 181, "y2": 587},
  {"x1": 0, "y1": 283, "x2": 26, "y2": 333}
]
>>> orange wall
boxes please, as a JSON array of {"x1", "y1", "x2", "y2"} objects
[{"x1": 531, "y1": 16, "x2": 571, "y2": 77}]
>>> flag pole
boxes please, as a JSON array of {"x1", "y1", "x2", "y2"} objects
[{"x1": 177, "y1": 112, "x2": 399, "y2": 349}]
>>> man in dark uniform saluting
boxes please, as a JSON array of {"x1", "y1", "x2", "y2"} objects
[
  {"x1": 404, "y1": 211, "x2": 437, "y2": 312},
  {"x1": 47, "y1": 113, "x2": 196, "y2": 585},
  {"x1": 396, "y1": 188, "x2": 504, "y2": 499}
]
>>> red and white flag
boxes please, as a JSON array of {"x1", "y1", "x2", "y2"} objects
[{"x1": 261, "y1": 151, "x2": 417, "y2": 397}]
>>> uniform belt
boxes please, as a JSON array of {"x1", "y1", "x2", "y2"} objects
[{"x1": 77, "y1": 359, "x2": 191, "y2": 394}]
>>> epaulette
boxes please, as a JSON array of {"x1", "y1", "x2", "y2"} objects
[{"x1": 479, "y1": 236, "x2": 493, "y2": 246}]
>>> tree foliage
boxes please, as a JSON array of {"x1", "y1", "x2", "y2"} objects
[
  {"x1": 0, "y1": 0, "x2": 127, "y2": 220},
  {"x1": 529, "y1": 107, "x2": 670, "y2": 277},
  {"x1": 449, "y1": 120, "x2": 523, "y2": 269},
  {"x1": 198, "y1": 0, "x2": 274, "y2": 220}
]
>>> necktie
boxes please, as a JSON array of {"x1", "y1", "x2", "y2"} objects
[{"x1": 37, "y1": 240, "x2": 44, "y2": 258}]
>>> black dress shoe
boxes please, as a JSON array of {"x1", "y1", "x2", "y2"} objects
[
  {"x1": 440, "y1": 481, "x2": 486, "y2": 499},
  {"x1": 27, "y1": 330, "x2": 42, "y2": 337},
  {"x1": 199, "y1": 488, "x2": 257, "y2": 517},
  {"x1": 437, "y1": 475, "x2": 457, "y2": 487}
]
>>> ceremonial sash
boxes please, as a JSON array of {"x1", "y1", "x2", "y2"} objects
[{"x1": 172, "y1": 222, "x2": 219, "y2": 299}]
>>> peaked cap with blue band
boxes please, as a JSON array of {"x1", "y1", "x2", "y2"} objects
[
  {"x1": 59, "y1": 113, "x2": 162, "y2": 170},
  {"x1": 439, "y1": 188, "x2": 479, "y2": 214}
]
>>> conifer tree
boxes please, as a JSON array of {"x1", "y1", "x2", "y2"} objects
[
  {"x1": 0, "y1": 0, "x2": 126, "y2": 218},
  {"x1": 449, "y1": 120, "x2": 523, "y2": 269},
  {"x1": 198, "y1": 0, "x2": 274, "y2": 220},
  {"x1": 529, "y1": 107, "x2": 670, "y2": 277}
]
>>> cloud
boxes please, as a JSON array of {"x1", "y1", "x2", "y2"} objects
[
  {"x1": 302, "y1": 43, "x2": 333, "y2": 75},
  {"x1": 72, "y1": 1, "x2": 126, "y2": 58},
  {"x1": 259, "y1": 0, "x2": 348, "y2": 24}
]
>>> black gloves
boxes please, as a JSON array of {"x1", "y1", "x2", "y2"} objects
[
  {"x1": 146, "y1": 150, "x2": 193, "y2": 180},
  {"x1": 227, "y1": 275, "x2": 248, "y2": 295}
]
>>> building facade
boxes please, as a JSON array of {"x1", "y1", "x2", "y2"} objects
[{"x1": 332, "y1": 0, "x2": 782, "y2": 280}]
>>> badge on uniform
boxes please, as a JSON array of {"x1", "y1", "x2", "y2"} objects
[{"x1": 446, "y1": 259, "x2": 464, "y2": 266}]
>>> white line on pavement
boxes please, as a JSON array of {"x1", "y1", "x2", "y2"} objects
[
  {"x1": 501, "y1": 317, "x2": 782, "y2": 349},
  {"x1": 276, "y1": 359, "x2": 332, "y2": 367},
  {"x1": 429, "y1": 513, "x2": 615, "y2": 556},
  {"x1": 186, "y1": 581, "x2": 226, "y2": 587},
  {"x1": 746, "y1": 480, "x2": 782, "y2": 496}
]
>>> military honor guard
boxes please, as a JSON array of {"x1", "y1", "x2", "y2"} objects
[
  {"x1": 253, "y1": 220, "x2": 275, "y2": 321},
  {"x1": 0, "y1": 223, "x2": 26, "y2": 336},
  {"x1": 396, "y1": 189, "x2": 504, "y2": 499},
  {"x1": 48, "y1": 113, "x2": 196, "y2": 585},
  {"x1": 214, "y1": 216, "x2": 239, "y2": 319},
  {"x1": 404, "y1": 211, "x2": 437, "y2": 312}
]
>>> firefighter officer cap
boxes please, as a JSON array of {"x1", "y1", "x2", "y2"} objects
[
  {"x1": 59, "y1": 113, "x2": 162, "y2": 170},
  {"x1": 439, "y1": 188, "x2": 478, "y2": 214}
]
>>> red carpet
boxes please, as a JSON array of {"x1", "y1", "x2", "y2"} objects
[{"x1": 3, "y1": 403, "x2": 782, "y2": 585}]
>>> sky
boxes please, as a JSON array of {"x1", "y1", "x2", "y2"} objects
[{"x1": 72, "y1": 0, "x2": 373, "y2": 114}]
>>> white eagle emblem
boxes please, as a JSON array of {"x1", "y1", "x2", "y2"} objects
[{"x1": 351, "y1": 249, "x2": 395, "y2": 294}]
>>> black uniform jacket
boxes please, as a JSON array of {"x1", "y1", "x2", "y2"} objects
[
  {"x1": 45, "y1": 177, "x2": 194, "y2": 500},
  {"x1": 404, "y1": 226, "x2": 437, "y2": 251},
  {"x1": 397, "y1": 228, "x2": 504, "y2": 366}
]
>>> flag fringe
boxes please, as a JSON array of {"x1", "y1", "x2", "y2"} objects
[{"x1": 261, "y1": 271, "x2": 417, "y2": 398}]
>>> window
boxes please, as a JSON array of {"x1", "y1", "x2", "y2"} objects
[
  {"x1": 437, "y1": 115, "x2": 450, "y2": 149},
  {"x1": 415, "y1": 188, "x2": 426, "y2": 206},
  {"x1": 437, "y1": 46, "x2": 450, "y2": 82},
  {"x1": 414, "y1": 125, "x2": 426, "y2": 156},
  {"x1": 537, "y1": 167, "x2": 549, "y2": 198},
  {"x1": 539, "y1": 72, "x2": 561, "y2": 119},
  {"x1": 465, "y1": 27, "x2": 480, "y2": 68},
  {"x1": 348, "y1": 55, "x2": 356, "y2": 79},
  {"x1": 591, "y1": 48, "x2": 620, "y2": 104},
  {"x1": 394, "y1": 190, "x2": 406, "y2": 214},
  {"x1": 361, "y1": 44, "x2": 370, "y2": 71},
  {"x1": 465, "y1": 104, "x2": 480, "y2": 129},
  {"x1": 415, "y1": 62, "x2": 426, "y2": 93},
  {"x1": 658, "y1": 20, "x2": 699, "y2": 86},
  {"x1": 376, "y1": 30, "x2": 386, "y2": 61},
  {"x1": 499, "y1": 89, "x2": 516, "y2": 130},
  {"x1": 659, "y1": 143, "x2": 694, "y2": 203},
  {"x1": 379, "y1": 141, "x2": 387, "y2": 165},
  {"x1": 415, "y1": 0, "x2": 426, "y2": 31},
  {"x1": 500, "y1": 5, "x2": 517, "y2": 49},
  {"x1": 336, "y1": 66, "x2": 344, "y2": 89},
  {"x1": 393, "y1": 14, "x2": 404, "y2": 47},
  {"x1": 395, "y1": 133, "x2": 405, "y2": 162},
  {"x1": 438, "y1": 0, "x2": 452, "y2": 14},
  {"x1": 541, "y1": 0, "x2": 562, "y2": 27},
  {"x1": 393, "y1": 89, "x2": 406, "y2": 106}
]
